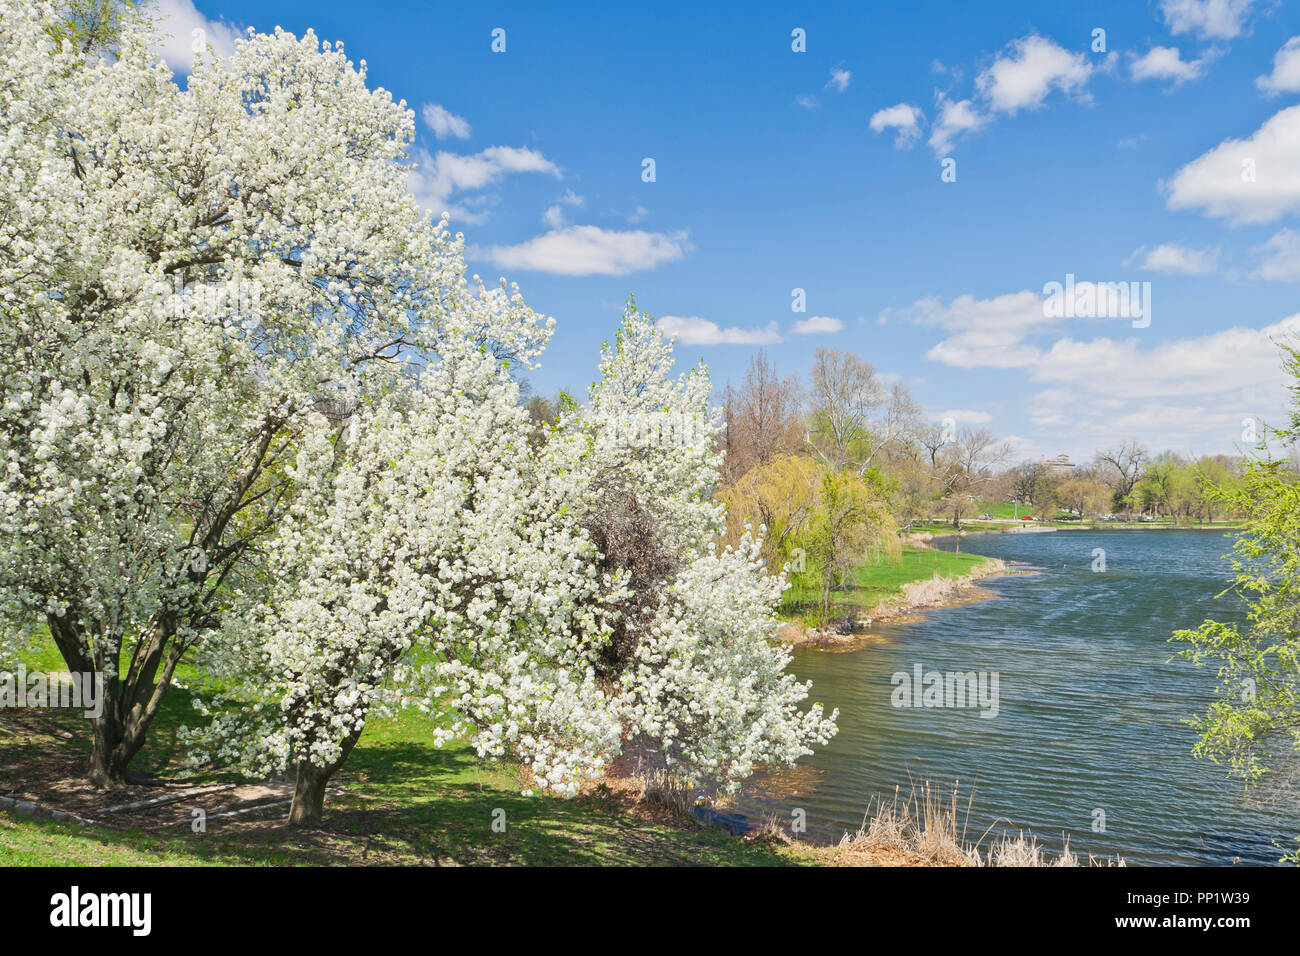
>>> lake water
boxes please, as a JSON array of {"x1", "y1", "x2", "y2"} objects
[{"x1": 735, "y1": 529, "x2": 1298, "y2": 865}]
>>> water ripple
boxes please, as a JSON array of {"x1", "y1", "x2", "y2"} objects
[{"x1": 736, "y1": 530, "x2": 1298, "y2": 865}]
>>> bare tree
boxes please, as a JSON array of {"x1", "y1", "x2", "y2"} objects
[
  {"x1": 1007, "y1": 460, "x2": 1045, "y2": 511},
  {"x1": 805, "y1": 347, "x2": 920, "y2": 475},
  {"x1": 721, "y1": 350, "x2": 803, "y2": 482},
  {"x1": 861, "y1": 384, "x2": 924, "y2": 474},
  {"x1": 806, "y1": 347, "x2": 886, "y2": 472},
  {"x1": 940, "y1": 427, "x2": 1013, "y2": 527},
  {"x1": 1095, "y1": 440, "x2": 1148, "y2": 511},
  {"x1": 917, "y1": 421, "x2": 950, "y2": 471}
]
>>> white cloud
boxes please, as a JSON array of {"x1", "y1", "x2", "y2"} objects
[
  {"x1": 976, "y1": 34, "x2": 1092, "y2": 115},
  {"x1": 1158, "y1": 0, "x2": 1256, "y2": 42},
  {"x1": 791, "y1": 315, "x2": 844, "y2": 335},
  {"x1": 1164, "y1": 105, "x2": 1300, "y2": 224},
  {"x1": 826, "y1": 68, "x2": 852, "y2": 92},
  {"x1": 1025, "y1": 312, "x2": 1300, "y2": 449},
  {"x1": 151, "y1": 0, "x2": 238, "y2": 73},
  {"x1": 421, "y1": 103, "x2": 472, "y2": 140},
  {"x1": 795, "y1": 94, "x2": 819, "y2": 110},
  {"x1": 540, "y1": 190, "x2": 584, "y2": 228},
  {"x1": 892, "y1": 290, "x2": 1054, "y2": 368},
  {"x1": 921, "y1": 34, "x2": 1098, "y2": 155},
  {"x1": 409, "y1": 145, "x2": 560, "y2": 223},
  {"x1": 658, "y1": 316, "x2": 781, "y2": 346},
  {"x1": 938, "y1": 408, "x2": 993, "y2": 424},
  {"x1": 1128, "y1": 243, "x2": 1219, "y2": 275},
  {"x1": 928, "y1": 98, "x2": 988, "y2": 154},
  {"x1": 899, "y1": 282, "x2": 1180, "y2": 370},
  {"x1": 1253, "y1": 228, "x2": 1300, "y2": 280},
  {"x1": 1257, "y1": 36, "x2": 1300, "y2": 95},
  {"x1": 1130, "y1": 46, "x2": 1207, "y2": 85},
  {"x1": 869, "y1": 103, "x2": 925, "y2": 149},
  {"x1": 481, "y1": 226, "x2": 691, "y2": 276}
]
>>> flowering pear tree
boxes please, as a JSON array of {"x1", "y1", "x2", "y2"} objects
[
  {"x1": 0, "y1": 1, "x2": 545, "y2": 786},
  {"x1": 185, "y1": 334, "x2": 625, "y2": 824},
  {"x1": 187, "y1": 304, "x2": 836, "y2": 822},
  {"x1": 561, "y1": 302, "x2": 839, "y2": 789},
  {"x1": 1, "y1": 0, "x2": 838, "y2": 812}
]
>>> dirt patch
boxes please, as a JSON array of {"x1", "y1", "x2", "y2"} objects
[
  {"x1": 0, "y1": 709, "x2": 323, "y2": 832},
  {"x1": 776, "y1": 622, "x2": 894, "y2": 652}
]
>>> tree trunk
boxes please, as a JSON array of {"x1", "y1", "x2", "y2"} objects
[
  {"x1": 88, "y1": 715, "x2": 129, "y2": 788},
  {"x1": 287, "y1": 727, "x2": 365, "y2": 827},
  {"x1": 49, "y1": 612, "x2": 182, "y2": 789},
  {"x1": 87, "y1": 707, "x2": 151, "y2": 788},
  {"x1": 289, "y1": 762, "x2": 330, "y2": 826}
]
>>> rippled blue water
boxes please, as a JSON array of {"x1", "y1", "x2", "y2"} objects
[{"x1": 736, "y1": 529, "x2": 1299, "y2": 865}]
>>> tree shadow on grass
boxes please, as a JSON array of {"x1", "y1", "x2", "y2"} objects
[
  {"x1": 324, "y1": 740, "x2": 798, "y2": 866},
  {"x1": 3, "y1": 711, "x2": 800, "y2": 867}
]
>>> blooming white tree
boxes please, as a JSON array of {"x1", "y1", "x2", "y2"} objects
[
  {"x1": 185, "y1": 333, "x2": 626, "y2": 824},
  {"x1": 561, "y1": 301, "x2": 839, "y2": 789},
  {"x1": 186, "y1": 303, "x2": 836, "y2": 822},
  {"x1": 0, "y1": 1, "x2": 546, "y2": 786},
  {"x1": 615, "y1": 531, "x2": 838, "y2": 786},
  {"x1": 2, "y1": 2, "x2": 836, "y2": 814}
]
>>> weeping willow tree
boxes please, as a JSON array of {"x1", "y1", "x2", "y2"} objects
[
  {"x1": 719, "y1": 454, "x2": 822, "y2": 568},
  {"x1": 1172, "y1": 344, "x2": 1300, "y2": 864},
  {"x1": 805, "y1": 469, "x2": 899, "y2": 620},
  {"x1": 720, "y1": 455, "x2": 898, "y2": 621}
]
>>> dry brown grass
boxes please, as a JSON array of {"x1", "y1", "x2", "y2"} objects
[
  {"x1": 634, "y1": 770, "x2": 697, "y2": 816},
  {"x1": 827, "y1": 781, "x2": 975, "y2": 866},
  {"x1": 587, "y1": 759, "x2": 1130, "y2": 867},
  {"x1": 888, "y1": 560, "x2": 1008, "y2": 613},
  {"x1": 806, "y1": 781, "x2": 1126, "y2": 867}
]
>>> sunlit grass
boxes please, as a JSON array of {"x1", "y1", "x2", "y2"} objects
[
  {"x1": 0, "y1": 639, "x2": 813, "y2": 867},
  {"x1": 782, "y1": 545, "x2": 993, "y2": 624}
]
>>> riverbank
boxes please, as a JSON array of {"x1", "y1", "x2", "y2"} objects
[
  {"x1": 751, "y1": 528, "x2": 1286, "y2": 865},
  {"x1": 777, "y1": 546, "x2": 1028, "y2": 650},
  {"x1": 911, "y1": 519, "x2": 1245, "y2": 539},
  {"x1": 1, "y1": 629, "x2": 1105, "y2": 868}
]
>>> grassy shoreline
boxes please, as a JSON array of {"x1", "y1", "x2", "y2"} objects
[
  {"x1": 0, "y1": 549, "x2": 1089, "y2": 868},
  {"x1": 0, "y1": 703, "x2": 818, "y2": 867},
  {"x1": 0, "y1": 706, "x2": 1100, "y2": 867},
  {"x1": 778, "y1": 544, "x2": 1008, "y2": 643},
  {"x1": 0, "y1": 542, "x2": 1066, "y2": 868}
]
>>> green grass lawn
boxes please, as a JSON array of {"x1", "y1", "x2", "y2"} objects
[
  {"x1": 908, "y1": 505, "x2": 1246, "y2": 536},
  {"x1": 0, "y1": 639, "x2": 815, "y2": 867},
  {"x1": 910, "y1": 520, "x2": 1004, "y2": 534},
  {"x1": 781, "y1": 545, "x2": 994, "y2": 625}
]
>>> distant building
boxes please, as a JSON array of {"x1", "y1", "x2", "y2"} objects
[{"x1": 1040, "y1": 453, "x2": 1076, "y2": 477}]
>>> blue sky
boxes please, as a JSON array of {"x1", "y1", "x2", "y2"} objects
[{"x1": 154, "y1": 0, "x2": 1300, "y2": 462}]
